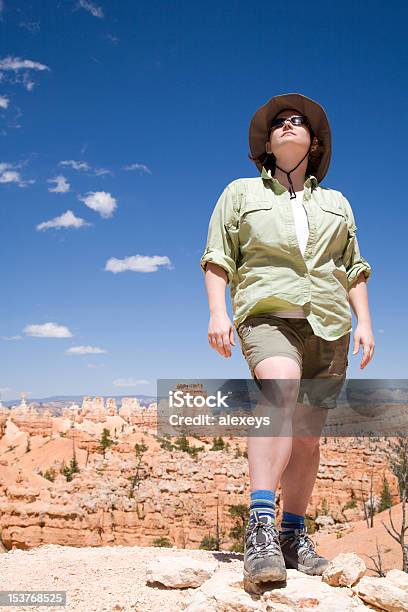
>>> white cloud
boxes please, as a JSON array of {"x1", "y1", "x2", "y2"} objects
[
  {"x1": 0, "y1": 162, "x2": 34, "y2": 187},
  {"x1": 0, "y1": 95, "x2": 9, "y2": 109},
  {"x1": 1, "y1": 335, "x2": 22, "y2": 341},
  {"x1": 93, "y1": 167, "x2": 112, "y2": 176},
  {"x1": 0, "y1": 169, "x2": 20, "y2": 183},
  {"x1": 0, "y1": 56, "x2": 49, "y2": 92},
  {"x1": 78, "y1": 0, "x2": 104, "y2": 18},
  {"x1": 36, "y1": 210, "x2": 90, "y2": 231},
  {"x1": 124, "y1": 163, "x2": 152, "y2": 174},
  {"x1": 113, "y1": 378, "x2": 149, "y2": 387},
  {"x1": 23, "y1": 322, "x2": 73, "y2": 338},
  {"x1": 59, "y1": 159, "x2": 90, "y2": 171},
  {"x1": 22, "y1": 74, "x2": 35, "y2": 91},
  {"x1": 0, "y1": 56, "x2": 49, "y2": 72},
  {"x1": 47, "y1": 175, "x2": 70, "y2": 193},
  {"x1": 59, "y1": 159, "x2": 111, "y2": 176},
  {"x1": 105, "y1": 254, "x2": 172, "y2": 273},
  {"x1": 66, "y1": 345, "x2": 106, "y2": 355},
  {"x1": 79, "y1": 191, "x2": 117, "y2": 218}
]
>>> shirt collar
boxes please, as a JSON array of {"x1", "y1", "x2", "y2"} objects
[{"x1": 260, "y1": 165, "x2": 319, "y2": 195}]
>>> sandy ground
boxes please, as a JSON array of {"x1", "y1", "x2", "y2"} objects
[
  {"x1": 1, "y1": 504, "x2": 406, "y2": 612},
  {"x1": 0, "y1": 543, "x2": 243, "y2": 612},
  {"x1": 315, "y1": 502, "x2": 405, "y2": 575}
]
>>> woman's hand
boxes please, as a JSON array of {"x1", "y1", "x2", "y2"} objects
[
  {"x1": 208, "y1": 311, "x2": 236, "y2": 358},
  {"x1": 352, "y1": 321, "x2": 375, "y2": 369}
]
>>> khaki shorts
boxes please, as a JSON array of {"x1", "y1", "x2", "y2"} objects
[{"x1": 236, "y1": 313, "x2": 350, "y2": 410}]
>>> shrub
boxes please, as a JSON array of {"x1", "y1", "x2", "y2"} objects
[
  {"x1": 210, "y1": 436, "x2": 225, "y2": 451},
  {"x1": 152, "y1": 537, "x2": 171, "y2": 547},
  {"x1": 200, "y1": 535, "x2": 219, "y2": 551},
  {"x1": 43, "y1": 467, "x2": 57, "y2": 482}
]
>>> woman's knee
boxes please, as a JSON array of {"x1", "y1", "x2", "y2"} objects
[
  {"x1": 292, "y1": 435, "x2": 321, "y2": 452},
  {"x1": 254, "y1": 355, "x2": 301, "y2": 380},
  {"x1": 254, "y1": 356, "x2": 301, "y2": 407}
]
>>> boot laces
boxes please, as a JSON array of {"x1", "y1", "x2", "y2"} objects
[
  {"x1": 249, "y1": 521, "x2": 281, "y2": 558},
  {"x1": 293, "y1": 531, "x2": 321, "y2": 560}
]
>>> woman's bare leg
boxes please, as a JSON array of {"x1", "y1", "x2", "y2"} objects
[
  {"x1": 280, "y1": 404, "x2": 328, "y2": 515},
  {"x1": 247, "y1": 356, "x2": 301, "y2": 491}
]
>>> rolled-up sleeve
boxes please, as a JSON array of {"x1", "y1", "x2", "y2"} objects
[
  {"x1": 341, "y1": 195, "x2": 372, "y2": 289},
  {"x1": 200, "y1": 184, "x2": 239, "y2": 285}
]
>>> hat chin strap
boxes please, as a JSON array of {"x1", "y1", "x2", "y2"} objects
[{"x1": 274, "y1": 143, "x2": 312, "y2": 199}]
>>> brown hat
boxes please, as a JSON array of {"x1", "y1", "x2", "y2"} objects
[{"x1": 248, "y1": 92, "x2": 332, "y2": 183}]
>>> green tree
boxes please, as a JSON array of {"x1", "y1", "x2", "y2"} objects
[
  {"x1": 210, "y1": 436, "x2": 225, "y2": 451},
  {"x1": 159, "y1": 436, "x2": 174, "y2": 452},
  {"x1": 70, "y1": 455, "x2": 79, "y2": 476},
  {"x1": 128, "y1": 441, "x2": 148, "y2": 498},
  {"x1": 99, "y1": 428, "x2": 114, "y2": 458},
  {"x1": 200, "y1": 496, "x2": 224, "y2": 551},
  {"x1": 60, "y1": 456, "x2": 80, "y2": 482},
  {"x1": 173, "y1": 435, "x2": 204, "y2": 459},
  {"x1": 135, "y1": 441, "x2": 148, "y2": 457},
  {"x1": 378, "y1": 475, "x2": 393, "y2": 512},
  {"x1": 228, "y1": 503, "x2": 249, "y2": 553}
]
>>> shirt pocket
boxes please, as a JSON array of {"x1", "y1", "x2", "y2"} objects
[
  {"x1": 315, "y1": 200, "x2": 349, "y2": 258},
  {"x1": 316, "y1": 200, "x2": 347, "y2": 220},
  {"x1": 238, "y1": 201, "x2": 274, "y2": 244},
  {"x1": 237, "y1": 322, "x2": 253, "y2": 341}
]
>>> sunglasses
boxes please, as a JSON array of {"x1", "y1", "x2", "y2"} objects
[{"x1": 269, "y1": 115, "x2": 310, "y2": 132}]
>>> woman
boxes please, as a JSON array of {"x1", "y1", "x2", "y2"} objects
[{"x1": 200, "y1": 93, "x2": 374, "y2": 588}]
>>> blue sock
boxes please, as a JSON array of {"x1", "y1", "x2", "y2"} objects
[
  {"x1": 280, "y1": 510, "x2": 305, "y2": 534},
  {"x1": 249, "y1": 489, "x2": 276, "y2": 525}
]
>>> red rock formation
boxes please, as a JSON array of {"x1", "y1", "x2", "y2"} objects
[{"x1": 0, "y1": 398, "x2": 402, "y2": 554}]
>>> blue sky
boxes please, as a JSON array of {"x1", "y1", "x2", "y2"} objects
[{"x1": 0, "y1": 0, "x2": 406, "y2": 402}]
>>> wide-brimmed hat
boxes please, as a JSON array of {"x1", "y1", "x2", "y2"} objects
[{"x1": 248, "y1": 92, "x2": 332, "y2": 183}]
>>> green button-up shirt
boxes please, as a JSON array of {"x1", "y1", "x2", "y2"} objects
[{"x1": 200, "y1": 166, "x2": 372, "y2": 341}]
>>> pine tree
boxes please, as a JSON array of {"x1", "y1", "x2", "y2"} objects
[
  {"x1": 378, "y1": 474, "x2": 393, "y2": 512},
  {"x1": 228, "y1": 503, "x2": 249, "y2": 553},
  {"x1": 99, "y1": 428, "x2": 114, "y2": 458}
]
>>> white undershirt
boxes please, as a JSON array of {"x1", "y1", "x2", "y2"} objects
[{"x1": 273, "y1": 190, "x2": 309, "y2": 318}]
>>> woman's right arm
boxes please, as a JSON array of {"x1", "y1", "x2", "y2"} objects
[
  {"x1": 204, "y1": 262, "x2": 236, "y2": 358},
  {"x1": 200, "y1": 183, "x2": 240, "y2": 359}
]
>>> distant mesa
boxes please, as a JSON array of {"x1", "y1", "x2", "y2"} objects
[{"x1": 0, "y1": 394, "x2": 158, "y2": 437}]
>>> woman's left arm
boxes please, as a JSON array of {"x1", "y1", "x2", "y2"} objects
[
  {"x1": 348, "y1": 273, "x2": 375, "y2": 369},
  {"x1": 340, "y1": 194, "x2": 375, "y2": 369}
]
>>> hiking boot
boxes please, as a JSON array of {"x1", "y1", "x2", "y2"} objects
[
  {"x1": 243, "y1": 511, "x2": 287, "y2": 588},
  {"x1": 279, "y1": 526, "x2": 329, "y2": 575}
]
